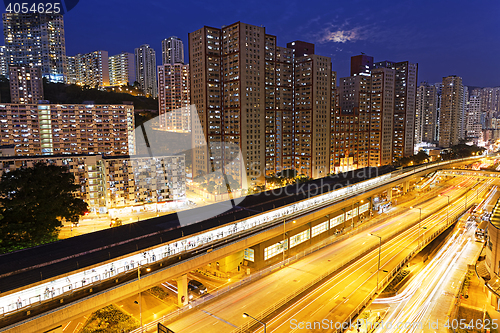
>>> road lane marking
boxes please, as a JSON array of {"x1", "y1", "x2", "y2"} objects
[
  {"x1": 62, "y1": 321, "x2": 71, "y2": 331},
  {"x1": 200, "y1": 309, "x2": 238, "y2": 328}
]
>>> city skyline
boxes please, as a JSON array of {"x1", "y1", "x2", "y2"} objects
[{"x1": 9, "y1": 0, "x2": 496, "y2": 88}]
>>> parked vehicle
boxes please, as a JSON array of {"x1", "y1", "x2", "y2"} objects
[{"x1": 188, "y1": 280, "x2": 207, "y2": 299}]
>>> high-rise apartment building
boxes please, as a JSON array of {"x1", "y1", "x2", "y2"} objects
[
  {"x1": 3, "y1": 14, "x2": 67, "y2": 82},
  {"x1": 72, "y1": 50, "x2": 110, "y2": 88},
  {"x1": 350, "y1": 54, "x2": 373, "y2": 76},
  {"x1": 460, "y1": 86, "x2": 469, "y2": 140},
  {"x1": 369, "y1": 67, "x2": 395, "y2": 166},
  {"x1": 374, "y1": 60, "x2": 418, "y2": 160},
  {"x1": 66, "y1": 55, "x2": 77, "y2": 84},
  {"x1": 439, "y1": 75, "x2": 464, "y2": 147},
  {"x1": 268, "y1": 45, "x2": 294, "y2": 175},
  {"x1": 332, "y1": 62, "x2": 394, "y2": 172},
  {"x1": 334, "y1": 74, "x2": 371, "y2": 171},
  {"x1": 162, "y1": 36, "x2": 184, "y2": 65},
  {"x1": 288, "y1": 41, "x2": 332, "y2": 178},
  {"x1": 415, "y1": 82, "x2": 438, "y2": 144},
  {"x1": 109, "y1": 52, "x2": 136, "y2": 86},
  {"x1": 9, "y1": 66, "x2": 44, "y2": 104},
  {"x1": 189, "y1": 23, "x2": 333, "y2": 187},
  {"x1": 157, "y1": 63, "x2": 190, "y2": 132},
  {"x1": 0, "y1": 103, "x2": 135, "y2": 156},
  {"x1": 473, "y1": 87, "x2": 500, "y2": 128},
  {"x1": 465, "y1": 94, "x2": 482, "y2": 143},
  {"x1": 135, "y1": 44, "x2": 157, "y2": 98},
  {"x1": 434, "y1": 82, "x2": 443, "y2": 142},
  {"x1": 0, "y1": 46, "x2": 7, "y2": 77}
]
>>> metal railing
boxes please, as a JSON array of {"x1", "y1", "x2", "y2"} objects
[{"x1": 227, "y1": 192, "x2": 479, "y2": 333}]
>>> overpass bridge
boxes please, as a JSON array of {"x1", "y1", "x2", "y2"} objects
[
  {"x1": 0, "y1": 156, "x2": 483, "y2": 332},
  {"x1": 438, "y1": 168, "x2": 500, "y2": 179}
]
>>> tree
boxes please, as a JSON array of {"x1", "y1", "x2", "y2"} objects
[
  {"x1": 413, "y1": 151, "x2": 430, "y2": 164},
  {"x1": 278, "y1": 169, "x2": 297, "y2": 179},
  {"x1": 0, "y1": 163, "x2": 88, "y2": 253}
]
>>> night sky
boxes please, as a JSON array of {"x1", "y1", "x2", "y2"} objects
[{"x1": 7, "y1": 0, "x2": 500, "y2": 87}]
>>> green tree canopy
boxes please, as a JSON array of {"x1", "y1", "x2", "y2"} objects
[
  {"x1": 278, "y1": 169, "x2": 297, "y2": 179},
  {"x1": 0, "y1": 163, "x2": 88, "y2": 253}
]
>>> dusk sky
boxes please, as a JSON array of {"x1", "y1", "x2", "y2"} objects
[{"x1": 14, "y1": 0, "x2": 500, "y2": 87}]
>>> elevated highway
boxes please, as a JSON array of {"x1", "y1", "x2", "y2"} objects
[
  {"x1": 438, "y1": 168, "x2": 500, "y2": 179},
  {"x1": 0, "y1": 156, "x2": 483, "y2": 332}
]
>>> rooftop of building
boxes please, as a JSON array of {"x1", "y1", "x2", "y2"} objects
[{"x1": 0, "y1": 153, "x2": 185, "y2": 162}]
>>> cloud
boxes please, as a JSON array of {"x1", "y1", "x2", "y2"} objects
[{"x1": 318, "y1": 26, "x2": 367, "y2": 43}]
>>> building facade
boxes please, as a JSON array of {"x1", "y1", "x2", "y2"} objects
[
  {"x1": 72, "y1": 50, "x2": 110, "y2": 88},
  {"x1": 157, "y1": 63, "x2": 190, "y2": 132},
  {"x1": 370, "y1": 67, "x2": 395, "y2": 167},
  {"x1": 332, "y1": 65, "x2": 395, "y2": 172},
  {"x1": 9, "y1": 66, "x2": 44, "y2": 104},
  {"x1": 439, "y1": 75, "x2": 464, "y2": 148},
  {"x1": 66, "y1": 55, "x2": 77, "y2": 84},
  {"x1": 374, "y1": 61, "x2": 418, "y2": 160},
  {"x1": 109, "y1": 52, "x2": 136, "y2": 86},
  {"x1": 415, "y1": 82, "x2": 438, "y2": 144},
  {"x1": 466, "y1": 94, "x2": 482, "y2": 143},
  {"x1": 189, "y1": 23, "x2": 334, "y2": 187},
  {"x1": 2, "y1": 13, "x2": 67, "y2": 83},
  {"x1": 290, "y1": 44, "x2": 332, "y2": 178},
  {"x1": 0, "y1": 103, "x2": 135, "y2": 156},
  {"x1": 333, "y1": 74, "x2": 371, "y2": 171},
  {"x1": 0, "y1": 154, "x2": 185, "y2": 212},
  {"x1": 162, "y1": 36, "x2": 184, "y2": 65},
  {"x1": 135, "y1": 44, "x2": 157, "y2": 98},
  {"x1": 0, "y1": 46, "x2": 7, "y2": 77}
]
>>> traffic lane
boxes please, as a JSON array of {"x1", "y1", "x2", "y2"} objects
[
  {"x1": 167, "y1": 183, "x2": 470, "y2": 332},
  {"x1": 167, "y1": 188, "x2": 461, "y2": 332},
  {"x1": 262, "y1": 185, "x2": 483, "y2": 332},
  {"x1": 167, "y1": 183, "x2": 468, "y2": 329},
  {"x1": 382, "y1": 231, "x2": 467, "y2": 330},
  {"x1": 267, "y1": 210, "x2": 434, "y2": 332}
]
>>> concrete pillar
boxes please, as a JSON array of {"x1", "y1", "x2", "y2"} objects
[
  {"x1": 403, "y1": 181, "x2": 409, "y2": 193},
  {"x1": 176, "y1": 274, "x2": 188, "y2": 307},
  {"x1": 386, "y1": 189, "x2": 392, "y2": 201}
]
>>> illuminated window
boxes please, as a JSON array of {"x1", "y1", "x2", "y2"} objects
[
  {"x1": 264, "y1": 240, "x2": 288, "y2": 260},
  {"x1": 330, "y1": 214, "x2": 344, "y2": 228},
  {"x1": 290, "y1": 229, "x2": 310, "y2": 248},
  {"x1": 312, "y1": 221, "x2": 328, "y2": 237}
]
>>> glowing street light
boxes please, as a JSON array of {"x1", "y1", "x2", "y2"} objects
[
  {"x1": 243, "y1": 312, "x2": 266, "y2": 333},
  {"x1": 410, "y1": 206, "x2": 422, "y2": 247},
  {"x1": 368, "y1": 233, "x2": 382, "y2": 290}
]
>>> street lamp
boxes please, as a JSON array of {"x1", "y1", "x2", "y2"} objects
[
  {"x1": 351, "y1": 199, "x2": 355, "y2": 229},
  {"x1": 243, "y1": 312, "x2": 266, "y2": 333},
  {"x1": 439, "y1": 194, "x2": 450, "y2": 224},
  {"x1": 351, "y1": 199, "x2": 361, "y2": 229},
  {"x1": 410, "y1": 206, "x2": 422, "y2": 247},
  {"x1": 369, "y1": 233, "x2": 382, "y2": 291},
  {"x1": 137, "y1": 266, "x2": 143, "y2": 332},
  {"x1": 282, "y1": 219, "x2": 295, "y2": 264},
  {"x1": 282, "y1": 218, "x2": 286, "y2": 264},
  {"x1": 465, "y1": 191, "x2": 468, "y2": 211}
]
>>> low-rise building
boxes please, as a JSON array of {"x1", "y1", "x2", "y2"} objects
[
  {"x1": 0, "y1": 153, "x2": 185, "y2": 213},
  {"x1": 9, "y1": 66, "x2": 44, "y2": 104},
  {"x1": 0, "y1": 103, "x2": 135, "y2": 156}
]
